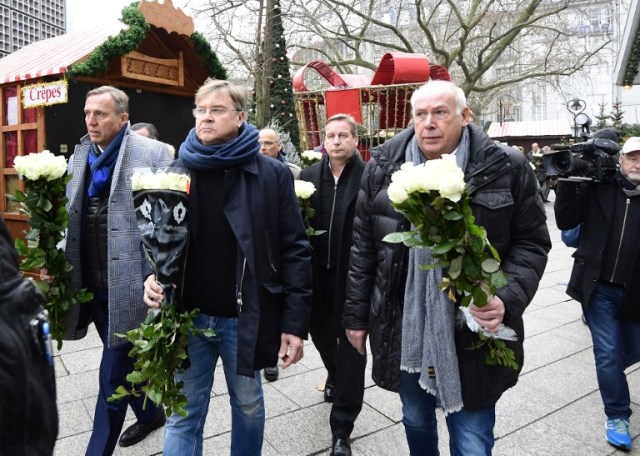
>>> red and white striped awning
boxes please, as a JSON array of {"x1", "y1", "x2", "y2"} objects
[{"x1": 0, "y1": 22, "x2": 127, "y2": 84}]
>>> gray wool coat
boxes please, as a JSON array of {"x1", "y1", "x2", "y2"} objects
[{"x1": 63, "y1": 125, "x2": 174, "y2": 347}]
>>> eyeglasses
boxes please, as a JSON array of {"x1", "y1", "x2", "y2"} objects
[
  {"x1": 259, "y1": 141, "x2": 277, "y2": 147},
  {"x1": 192, "y1": 107, "x2": 241, "y2": 118}
]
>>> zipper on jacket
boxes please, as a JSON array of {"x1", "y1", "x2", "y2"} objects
[
  {"x1": 236, "y1": 257, "x2": 247, "y2": 312},
  {"x1": 326, "y1": 182, "x2": 338, "y2": 269},
  {"x1": 609, "y1": 198, "x2": 630, "y2": 281},
  {"x1": 265, "y1": 228, "x2": 277, "y2": 274}
]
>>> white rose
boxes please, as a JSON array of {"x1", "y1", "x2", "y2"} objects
[
  {"x1": 301, "y1": 150, "x2": 323, "y2": 162},
  {"x1": 294, "y1": 180, "x2": 316, "y2": 199},
  {"x1": 412, "y1": 163, "x2": 439, "y2": 192},
  {"x1": 14, "y1": 150, "x2": 67, "y2": 182},
  {"x1": 433, "y1": 155, "x2": 466, "y2": 202},
  {"x1": 131, "y1": 171, "x2": 190, "y2": 192},
  {"x1": 387, "y1": 180, "x2": 409, "y2": 204}
]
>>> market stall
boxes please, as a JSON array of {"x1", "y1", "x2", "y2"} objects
[{"x1": 0, "y1": 0, "x2": 225, "y2": 239}]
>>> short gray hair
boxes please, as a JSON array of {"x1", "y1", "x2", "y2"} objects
[
  {"x1": 410, "y1": 80, "x2": 467, "y2": 115},
  {"x1": 86, "y1": 86, "x2": 129, "y2": 114}
]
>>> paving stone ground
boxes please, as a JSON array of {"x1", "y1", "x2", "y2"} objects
[{"x1": 54, "y1": 200, "x2": 640, "y2": 455}]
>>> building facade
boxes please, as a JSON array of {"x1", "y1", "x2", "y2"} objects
[{"x1": 0, "y1": 0, "x2": 66, "y2": 58}]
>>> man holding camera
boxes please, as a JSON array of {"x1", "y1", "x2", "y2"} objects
[{"x1": 555, "y1": 135, "x2": 640, "y2": 451}]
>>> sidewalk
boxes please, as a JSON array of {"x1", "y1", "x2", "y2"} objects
[{"x1": 53, "y1": 201, "x2": 640, "y2": 455}]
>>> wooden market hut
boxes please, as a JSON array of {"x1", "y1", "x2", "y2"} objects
[{"x1": 0, "y1": 0, "x2": 226, "y2": 240}]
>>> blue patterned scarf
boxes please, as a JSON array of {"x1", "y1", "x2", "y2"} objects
[
  {"x1": 87, "y1": 124, "x2": 127, "y2": 197},
  {"x1": 178, "y1": 123, "x2": 260, "y2": 171}
]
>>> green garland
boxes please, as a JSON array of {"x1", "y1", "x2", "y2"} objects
[
  {"x1": 190, "y1": 31, "x2": 227, "y2": 80},
  {"x1": 623, "y1": 27, "x2": 640, "y2": 86},
  {"x1": 68, "y1": 4, "x2": 226, "y2": 80},
  {"x1": 68, "y1": 3, "x2": 149, "y2": 78}
]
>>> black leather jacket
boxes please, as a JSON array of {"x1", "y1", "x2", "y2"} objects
[{"x1": 343, "y1": 125, "x2": 551, "y2": 409}]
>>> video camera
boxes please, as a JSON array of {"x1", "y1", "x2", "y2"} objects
[{"x1": 542, "y1": 137, "x2": 620, "y2": 183}]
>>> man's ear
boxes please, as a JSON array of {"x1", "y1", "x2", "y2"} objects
[{"x1": 461, "y1": 106, "x2": 473, "y2": 126}]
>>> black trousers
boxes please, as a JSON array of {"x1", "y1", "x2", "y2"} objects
[{"x1": 310, "y1": 326, "x2": 367, "y2": 438}]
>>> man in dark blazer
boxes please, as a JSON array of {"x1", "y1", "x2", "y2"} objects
[{"x1": 300, "y1": 113, "x2": 366, "y2": 456}]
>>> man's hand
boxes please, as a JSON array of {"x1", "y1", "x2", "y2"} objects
[
  {"x1": 279, "y1": 333, "x2": 304, "y2": 368},
  {"x1": 346, "y1": 329, "x2": 367, "y2": 355},
  {"x1": 469, "y1": 295, "x2": 505, "y2": 333},
  {"x1": 143, "y1": 275, "x2": 164, "y2": 309}
]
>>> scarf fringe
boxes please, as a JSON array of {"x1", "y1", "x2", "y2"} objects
[{"x1": 400, "y1": 364, "x2": 422, "y2": 374}]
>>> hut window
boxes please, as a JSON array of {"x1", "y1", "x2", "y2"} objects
[{"x1": 1, "y1": 83, "x2": 42, "y2": 215}]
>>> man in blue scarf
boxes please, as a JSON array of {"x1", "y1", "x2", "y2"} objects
[
  {"x1": 64, "y1": 86, "x2": 174, "y2": 455},
  {"x1": 143, "y1": 79, "x2": 312, "y2": 456}
]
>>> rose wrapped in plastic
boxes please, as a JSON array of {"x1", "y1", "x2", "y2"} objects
[
  {"x1": 111, "y1": 168, "x2": 212, "y2": 416},
  {"x1": 383, "y1": 155, "x2": 518, "y2": 370},
  {"x1": 9, "y1": 150, "x2": 93, "y2": 348}
]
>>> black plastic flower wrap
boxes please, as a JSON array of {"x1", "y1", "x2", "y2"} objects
[
  {"x1": 110, "y1": 168, "x2": 212, "y2": 417},
  {"x1": 133, "y1": 169, "x2": 190, "y2": 308}
]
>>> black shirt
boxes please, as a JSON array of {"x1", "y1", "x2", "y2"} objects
[{"x1": 183, "y1": 169, "x2": 238, "y2": 317}]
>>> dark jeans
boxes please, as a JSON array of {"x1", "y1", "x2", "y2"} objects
[
  {"x1": 310, "y1": 326, "x2": 367, "y2": 438},
  {"x1": 85, "y1": 293, "x2": 161, "y2": 456}
]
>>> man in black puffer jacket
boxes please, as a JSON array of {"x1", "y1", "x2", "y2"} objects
[{"x1": 343, "y1": 80, "x2": 550, "y2": 455}]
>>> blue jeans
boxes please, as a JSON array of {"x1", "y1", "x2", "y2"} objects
[
  {"x1": 163, "y1": 314, "x2": 265, "y2": 456},
  {"x1": 584, "y1": 281, "x2": 640, "y2": 420},
  {"x1": 399, "y1": 372, "x2": 495, "y2": 456}
]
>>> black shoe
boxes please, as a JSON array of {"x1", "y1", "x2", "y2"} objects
[
  {"x1": 264, "y1": 366, "x2": 279, "y2": 382},
  {"x1": 330, "y1": 435, "x2": 351, "y2": 456},
  {"x1": 324, "y1": 380, "x2": 336, "y2": 403},
  {"x1": 118, "y1": 412, "x2": 166, "y2": 447}
]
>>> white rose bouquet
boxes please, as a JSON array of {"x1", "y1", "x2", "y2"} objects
[
  {"x1": 9, "y1": 150, "x2": 93, "y2": 348},
  {"x1": 300, "y1": 150, "x2": 323, "y2": 168},
  {"x1": 531, "y1": 151, "x2": 544, "y2": 178},
  {"x1": 111, "y1": 168, "x2": 212, "y2": 417},
  {"x1": 294, "y1": 180, "x2": 326, "y2": 237},
  {"x1": 383, "y1": 155, "x2": 517, "y2": 370}
]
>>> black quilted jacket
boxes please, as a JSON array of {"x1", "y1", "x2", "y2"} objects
[{"x1": 343, "y1": 125, "x2": 551, "y2": 409}]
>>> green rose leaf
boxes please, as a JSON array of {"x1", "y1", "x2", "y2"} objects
[
  {"x1": 443, "y1": 210, "x2": 463, "y2": 221},
  {"x1": 382, "y1": 231, "x2": 416, "y2": 244},
  {"x1": 481, "y1": 258, "x2": 500, "y2": 273},
  {"x1": 449, "y1": 255, "x2": 463, "y2": 279},
  {"x1": 431, "y1": 240, "x2": 457, "y2": 255}
]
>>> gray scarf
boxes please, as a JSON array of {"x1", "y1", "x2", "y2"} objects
[{"x1": 400, "y1": 128, "x2": 470, "y2": 415}]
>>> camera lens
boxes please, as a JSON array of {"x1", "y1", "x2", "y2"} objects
[{"x1": 552, "y1": 152, "x2": 572, "y2": 173}]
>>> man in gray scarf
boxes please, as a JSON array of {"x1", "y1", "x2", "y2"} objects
[
  {"x1": 343, "y1": 80, "x2": 550, "y2": 455},
  {"x1": 555, "y1": 135, "x2": 640, "y2": 452}
]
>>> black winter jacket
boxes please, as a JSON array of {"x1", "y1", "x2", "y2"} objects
[
  {"x1": 300, "y1": 154, "x2": 365, "y2": 334},
  {"x1": 343, "y1": 125, "x2": 551, "y2": 409},
  {"x1": 144, "y1": 154, "x2": 313, "y2": 377},
  {"x1": 554, "y1": 179, "x2": 640, "y2": 321}
]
